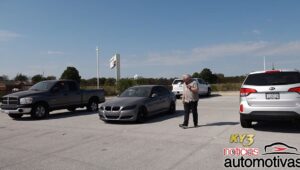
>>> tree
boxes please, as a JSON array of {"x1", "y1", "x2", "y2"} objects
[
  {"x1": 14, "y1": 73, "x2": 28, "y2": 82},
  {"x1": 46, "y1": 76, "x2": 56, "y2": 80},
  {"x1": 60, "y1": 67, "x2": 81, "y2": 83},
  {"x1": 31, "y1": 74, "x2": 45, "y2": 84},
  {"x1": 0, "y1": 75, "x2": 9, "y2": 81},
  {"x1": 192, "y1": 72, "x2": 200, "y2": 78},
  {"x1": 199, "y1": 68, "x2": 217, "y2": 84}
]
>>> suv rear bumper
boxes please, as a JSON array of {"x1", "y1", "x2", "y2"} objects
[{"x1": 240, "y1": 111, "x2": 300, "y2": 121}]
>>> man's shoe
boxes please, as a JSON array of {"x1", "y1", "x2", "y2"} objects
[
  {"x1": 179, "y1": 124, "x2": 188, "y2": 129},
  {"x1": 194, "y1": 124, "x2": 199, "y2": 128}
]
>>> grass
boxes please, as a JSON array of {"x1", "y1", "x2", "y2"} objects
[
  {"x1": 81, "y1": 86, "x2": 118, "y2": 96},
  {"x1": 211, "y1": 83, "x2": 242, "y2": 91}
]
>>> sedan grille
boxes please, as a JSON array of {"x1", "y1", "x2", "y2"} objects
[{"x1": 104, "y1": 106, "x2": 120, "y2": 111}]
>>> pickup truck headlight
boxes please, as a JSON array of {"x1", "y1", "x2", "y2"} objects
[{"x1": 20, "y1": 97, "x2": 33, "y2": 105}]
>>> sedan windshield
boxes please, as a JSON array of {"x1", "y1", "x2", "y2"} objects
[
  {"x1": 29, "y1": 81, "x2": 55, "y2": 91},
  {"x1": 120, "y1": 87, "x2": 151, "y2": 97}
]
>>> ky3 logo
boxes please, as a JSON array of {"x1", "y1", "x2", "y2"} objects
[{"x1": 229, "y1": 134, "x2": 255, "y2": 147}]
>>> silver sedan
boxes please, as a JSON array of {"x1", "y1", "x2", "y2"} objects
[{"x1": 99, "y1": 85, "x2": 176, "y2": 123}]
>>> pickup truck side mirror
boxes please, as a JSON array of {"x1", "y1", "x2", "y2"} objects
[{"x1": 151, "y1": 93, "x2": 158, "y2": 98}]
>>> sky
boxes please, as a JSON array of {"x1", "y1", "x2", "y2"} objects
[{"x1": 1, "y1": 0, "x2": 300, "y2": 79}]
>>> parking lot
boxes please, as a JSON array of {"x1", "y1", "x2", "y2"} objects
[{"x1": 0, "y1": 93, "x2": 299, "y2": 170}]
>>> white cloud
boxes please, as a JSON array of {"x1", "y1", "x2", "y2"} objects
[
  {"x1": 139, "y1": 41, "x2": 300, "y2": 66},
  {"x1": 252, "y1": 29, "x2": 261, "y2": 35},
  {"x1": 47, "y1": 50, "x2": 65, "y2": 55},
  {"x1": 0, "y1": 30, "x2": 21, "y2": 41}
]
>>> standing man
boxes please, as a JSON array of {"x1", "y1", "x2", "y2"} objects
[{"x1": 179, "y1": 74, "x2": 199, "y2": 129}]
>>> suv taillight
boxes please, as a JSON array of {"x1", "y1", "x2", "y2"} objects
[
  {"x1": 240, "y1": 88, "x2": 257, "y2": 97},
  {"x1": 288, "y1": 87, "x2": 300, "y2": 93}
]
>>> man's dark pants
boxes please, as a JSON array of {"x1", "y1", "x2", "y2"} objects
[{"x1": 183, "y1": 101, "x2": 198, "y2": 126}]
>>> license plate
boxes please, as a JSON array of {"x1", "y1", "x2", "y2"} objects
[{"x1": 266, "y1": 93, "x2": 280, "y2": 100}]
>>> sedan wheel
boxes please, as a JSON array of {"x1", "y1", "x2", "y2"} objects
[
  {"x1": 136, "y1": 107, "x2": 147, "y2": 123},
  {"x1": 168, "y1": 102, "x2": 176, "y2": 114}
]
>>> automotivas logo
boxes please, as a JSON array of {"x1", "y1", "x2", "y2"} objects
[{"x1": 223, "y1": 134, "x2": 300, "y2": 168}]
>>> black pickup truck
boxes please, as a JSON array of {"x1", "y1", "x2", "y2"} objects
[{"x1": 0, "y1": 80, "x2": 105, "y2": 119}]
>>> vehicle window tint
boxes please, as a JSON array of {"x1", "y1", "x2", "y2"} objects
[
  {"x1": 158, "y1": 86, "x2": 170, "y2": 96},
  {"x1": 67, "y1": 82, "x2": 78, "y2": 91},
  {"x1": 244, "y1": 72, "x2": 300, "y2": 86},
  {"x1": 151, "y1": 87, "x2": 160, "y2": 96},
  {"x1": 53, "y1": 82, "x2": 67, "y2": 92},
  {"x1": 196, "y1": 78, "x2": 204, "y2": 84},
  {"x1": 173, "y1": 80, "x2": 183, "y2": 84}
]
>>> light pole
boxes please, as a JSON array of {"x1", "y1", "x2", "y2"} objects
[{"x1": 96, "y1": 46, "x2": 99, "y2": 89}]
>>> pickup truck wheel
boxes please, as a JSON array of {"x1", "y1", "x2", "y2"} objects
[
  {"x1": 87, "y1": 99, "x2": 99, "y2": 112},
  {"x1": 31, "y1": 104, "x2": 49, "y2": 119},
  {"x1": 8, "y1": 114, "x2": 23, "y2": 119}
]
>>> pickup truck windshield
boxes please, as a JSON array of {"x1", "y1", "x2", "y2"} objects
[
  {"x1": 120, "y1": 87, "x2": 151, "y2": 97},
  {"x1": 29, "y1": 81, "x2": 55, "y2": 91}
]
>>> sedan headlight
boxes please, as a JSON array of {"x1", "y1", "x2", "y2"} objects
[
  {"x1": 122, "y1": 105, "x2": 137, "y2": 110},
  {"x1": 20, "y1": 97, "x2": 33, "y2": 105}
]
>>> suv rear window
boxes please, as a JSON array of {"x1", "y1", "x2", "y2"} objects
[
  {"x1": 173, "y1": 80, "x2": 183, "y2": 84},
  {"x1": 244, "y1": 72, "x2": 300, "y2": 86}
]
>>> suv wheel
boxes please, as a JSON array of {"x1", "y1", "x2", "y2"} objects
[
  {"x1": 8, "y1": 114, "x2": 23, "y2": 119},
  {"x1": 31, "y1": 104, "x2": 49, "y2": 119},
  {"x1": 240, "y1": 114, "x2": 252, "y2": 128}
]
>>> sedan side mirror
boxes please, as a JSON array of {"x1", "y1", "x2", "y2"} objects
[{"x1": 151, "y1": 93, "x2": 158, "y2": 98}]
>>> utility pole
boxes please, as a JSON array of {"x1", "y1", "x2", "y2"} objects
[
  {"x1": 263, "y1": 56, "x2": 266, "y2": 71},
  {"x1": 96, "y1": 46, "x2": 99, "y2": 89}
]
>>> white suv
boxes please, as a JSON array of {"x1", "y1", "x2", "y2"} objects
[
  {"x1": 240, "y1": 70, "x2": 300, "y2": 128},
  {"x1": 172, "y1": 78, "x2": 211, "y2": 99}
]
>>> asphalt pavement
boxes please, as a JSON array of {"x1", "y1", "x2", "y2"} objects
[{"x1": 0, "y1": 93, "x2": 299, "y2": 170}]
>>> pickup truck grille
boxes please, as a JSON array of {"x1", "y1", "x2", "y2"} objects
[{"x1": 1, "y1": 97, "x2": 19, "y2": 105}]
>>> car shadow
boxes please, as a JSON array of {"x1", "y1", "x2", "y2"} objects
[
  {"x1": 201, "y1": 121, "x2": 240, "y2": 126},
  {"x1": 105, "y1": 110, "x2": 185, "y2": 125},
  {"x1": 199, "y1": 93, "x2": 222, "y2": 99},
  {"x1": 252, "y1": 121, "x2": 300, "y2": 133},
  {"x1": 15, "y1": 110, "x2": 98, "y2": 121}
]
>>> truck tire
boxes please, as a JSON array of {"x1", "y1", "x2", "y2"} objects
[
  {"x1": 87, "y1": 99, "x2": 99, "y2": 112},
  {"x1": 8, "y1": 114, "x2": 23, "y2": 119},
  {"x1": 31, "y1": 103, "x2": 49, "y2": 119}
]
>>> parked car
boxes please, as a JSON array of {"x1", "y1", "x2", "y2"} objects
[
  {"x1": 0, "y1": 80, "x2": 105, "y2": 119},
  {"x1": 99, "y1": 85, "x2": 176, "y2": 123},
  {"x1": 172, "y1": 78, "x2": 211, "y2": 99},
  {"x1": 239, "y1": 70, "x2": 300, "y2": 128}
]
